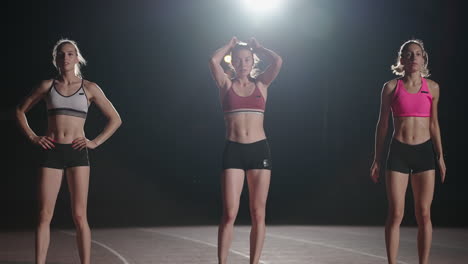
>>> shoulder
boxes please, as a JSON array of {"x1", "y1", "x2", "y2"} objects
[
  {"x1": 82, "y1": 80, "x2": 106, "y2": 101},
  {"x1": 83, "y1": 79, "x2": 103, "y2": 94},
  {"x1": 425, "y1": 78, "x2": 440, "y2": 90},
  {"x1": 425, "y1": 78, "x2": 440, "y2": 98},
  {"x1": 382, "y1": 79, "x2": 398, "y2": 95},
  {"x1": 252, "y1": 77, "x2": 263, "y2": 87},
  {"x1": 37, "y1": 79, "x2": 54, "y2": 92},
  {"x1": 225, "y1": 77, "x2": 236, "y2": 89}
]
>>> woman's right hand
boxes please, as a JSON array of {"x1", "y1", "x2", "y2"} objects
[
  {"x1": 31, "y1": 136, "x2": 55, "y2": 149},
  {"x1": 370, "y1": 161, "x2": 380, "y2": 183},
  {"x1": 229, "y1": 36, "x2": 239, "y2": 48}
]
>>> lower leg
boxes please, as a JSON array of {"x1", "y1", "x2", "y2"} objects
[
  {"x1": 411, "y1": 170, "x2": 435, "y2": 264},
  {"x1": 35, "y1": 168, "x2": 63, "y2": 264},
  {"x1": 67, "y1": 167, "x2": 91, "y2": 264},
  {"x1": 246, "y1": 169, "x2": 270, "y2": 264},
  {"x1": 416, "y1": 215, "x2": 432, "y2": 264},
  {"x1": 35, "y1": 219, "x2": 51, "y2": 264},
  {"x1": 384, "y1": 171, "x2": 409, "y2": 264},
  {"x1": 217, "y1": 170, "x2": 244, "y2": 264},
  {"x1": 249, "y1": 213, "x2": 266, "y2": 264},
  {"x1": 74, "y1": 214, "x2": 91, "y2": 264},
  {"x1": 218, "y1": 214, "x2": 236, "y2": 264},
  {"x1": 385, "y1": 213, "x2": 402, "y2": 264}
]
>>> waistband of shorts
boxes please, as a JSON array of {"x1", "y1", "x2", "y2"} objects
[
  {"x1": 391, "y1": 138, "x2": 432, "y2": 147},
  {"x1": 52, "y1": 142, "x2": 73, "y2": 145},
  {"x1": 42, "y1": 143, "x2": 78, "y2": 150},
  {"x1": 225, "y1": 138, "x2": 268, "y2": 146}
]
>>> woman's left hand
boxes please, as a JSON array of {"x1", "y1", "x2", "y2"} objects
[
  {"x1": 72, "y1": 137, "x2": 98, "y2": 150},
  {"x1": 438, "y1": 157, "x2": 446, "y2": 183},
  {"x1": 249, "y1": 37, "x2": 262, "y2": 50}
]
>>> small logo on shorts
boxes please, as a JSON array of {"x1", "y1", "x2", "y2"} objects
[
  {"x1": 79, "y1": 93, "x2": 85, "y2": 95},
  {"x1": 421, "y1": 91, "x2": 429, "y2": 94},
  {"x1": 263, "y1": 159, "x2": 270, "y2": 168}
]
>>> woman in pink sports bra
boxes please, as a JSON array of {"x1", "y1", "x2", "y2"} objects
[
  {"x1": 370, "y1": 39, "x2": 446, "y2": 264},
  {"x1": 209, "y1": 37, "x2": 282, "y2": 264}
]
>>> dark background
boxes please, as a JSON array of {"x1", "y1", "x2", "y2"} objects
[{"x1": 2, "y1": 0, "x2": 466, "y2": 229}]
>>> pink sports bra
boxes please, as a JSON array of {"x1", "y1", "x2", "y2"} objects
[
  {"x1": 391, "y1": 78, "x2": 432, "y2": 117},
  {"x1": 222, "y1": 84, "x2": 266, "y2": 114}
]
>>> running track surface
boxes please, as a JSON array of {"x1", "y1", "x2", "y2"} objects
[{"x1": 1, "y1": 226, "x2": 467, "y2": 263}]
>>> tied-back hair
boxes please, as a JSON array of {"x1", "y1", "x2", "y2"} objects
[
  {"x1": 229, "y1": 42, "x2": 262, "y2": 79},
  {"x1": 52, "y1": 38, "x2": 87, "y2": 78},
  {"x1": 391, "y1": 39, "x2": 430, "y2": 77}
]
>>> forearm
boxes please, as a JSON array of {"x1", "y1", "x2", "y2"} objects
[
  {"x1": 15, "y1": 108, "x2": 37, "y2": 141},
  {"x1": 91, "y1": 117, "x2": 122, "y2": 147},
  {"x1": 210, "y1": 43, "x2": 233, "y2": 64},
  {"x1": 373, "y1": 122, "x2": 388, "y2": 162},
  {"x1": 254, "y1": 46, "x2": 282, "y2": 64},
  {"x1": 430, "y1": 122, "x2": 444, "y2": 158}
]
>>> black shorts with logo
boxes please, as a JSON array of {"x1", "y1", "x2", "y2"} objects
[
  {"x1": 40, "y1": 143, "x2": 90, "y2": 169},
  {"x1": 386, "y1": 138, "x2": 436, "y2": 174},
  {"x1": 222, "y1": 139, "x2": 272, "y2": 171}
]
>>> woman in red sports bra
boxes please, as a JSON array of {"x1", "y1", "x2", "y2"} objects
[
  {"x1": 209, "y1": 37, "x2": 282, "y2": 264},
  {"x1": 370, "y1": 39, "x2": 446, "y2": 264}
]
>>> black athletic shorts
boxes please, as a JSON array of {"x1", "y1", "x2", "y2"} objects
[
  {"x1": 222, "y1": 139, "x2": 272, "y2": 171},
  {"x1": 386, "y1": 138, "x2": 436, "y2": 174},
  {"x1": 40, "y1": 143, "x2": 90, "y2": 169}
]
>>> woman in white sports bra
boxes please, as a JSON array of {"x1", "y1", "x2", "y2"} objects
[{"x1": 16, "y1": 39, "x2": 122, "y2": 264}]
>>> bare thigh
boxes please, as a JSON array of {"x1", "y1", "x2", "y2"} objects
[
  {"x1": 386, "y1": 170, "x2": 410, "y2": 213},
  {"x1": 411, "y1": 170, "x2": 435, "y2": 214},
  {"x1": 246, "y1": 169, "x2": 271, "y2": 210},
  {"x1": 221, "y1": 169, "x2": 245, "y2": 213},
  {"x1": 38, "y1": 168, "x2": 64, "y2": 216},
  {"x1": 66, "y1": 166, "x2": 90, "y2": 215}
]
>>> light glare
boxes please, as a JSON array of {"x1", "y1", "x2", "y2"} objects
[{"x1": 243, "y1": 0, "x2": 281, "y2": 14}]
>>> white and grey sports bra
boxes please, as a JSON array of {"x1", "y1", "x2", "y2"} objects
[{"x1": 44, "y1": 79, "x2": 89, "y2": 119}]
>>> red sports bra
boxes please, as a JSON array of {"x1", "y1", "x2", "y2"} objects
[{"x1": 222, "y1": 85, "x2": 266, "y2": 114}]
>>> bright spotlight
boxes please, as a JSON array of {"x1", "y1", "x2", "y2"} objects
[
  {"x1": 224, "y1": 55, "x2": 232, "y2": 64},
  {"x1": 242, "y1": 0, "x2": 282, "y2": 14}
]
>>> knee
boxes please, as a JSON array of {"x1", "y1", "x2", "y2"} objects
[
  {"x1": 221, "y1": 209, "x2": 238, "y2": 225},
  {"x1": 415, "y1": 207, "x2": 431, "y2": 226},
  {"x1": 38, "y1": 209, "x2": 54, "y2": 225},
  {"x1": 250, "y1": 206, "x2": 266, "y2": 225},
  {"x1": 387, "y1": 208, "x2": 404, "y2": 225},
  {"x1": 72, "y1": 210, "x2": 88, "y2": 227}
]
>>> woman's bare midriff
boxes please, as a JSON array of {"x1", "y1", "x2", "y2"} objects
[
  {"x1": 224, "y1": 112, "x2": 266, "y2": 143},
  {"x1": 393, "y1": 116, "x2": 431, "y2": 145},
  {"x1": 46, "y1": 115, "x2": 86, "y2": 144}
]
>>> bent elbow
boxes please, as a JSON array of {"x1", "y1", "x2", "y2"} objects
[
  {"x1": 15, "y1": 106, "x2": 24, "y2": 120},
  {"x1": 209, "y1": 57, "x2": 218, "y2": 65},
  {"x1": 116, "y1": 117, "x2": 122, "y2": 128},
  {"x1": 277, "y1": 55, "x2": 283, "y2": 65},
  {"x1": 108, "y1": 115, "x2": 122, "y2": 129},
  {"x1": 274, "y1": 55, "x2": 283, "y2": 67}
]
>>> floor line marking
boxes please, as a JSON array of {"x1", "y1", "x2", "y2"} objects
[
  {"x1": 139, "y1": 228, "x2": 267, "y2": 264},
  {"x1": 61, "y1": 230, "x2": 131, "y2": 264}
]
